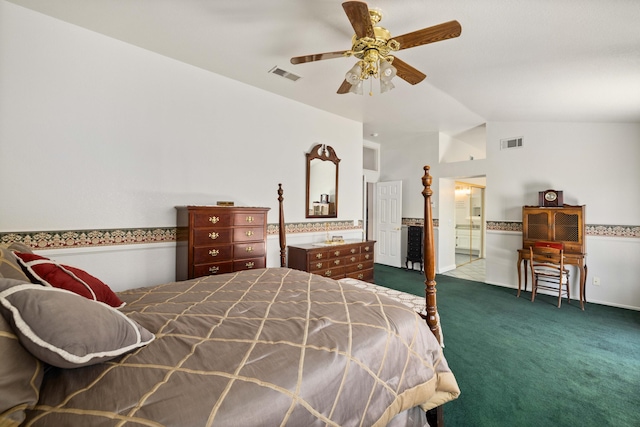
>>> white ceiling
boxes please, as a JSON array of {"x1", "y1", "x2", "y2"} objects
[{"x1": 9, "y1": 0, "x2": 640, "y2": 144}]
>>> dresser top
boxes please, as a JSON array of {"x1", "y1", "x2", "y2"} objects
[{"x1": 288, "y1": 240, "x2": 375, "y2": 250}]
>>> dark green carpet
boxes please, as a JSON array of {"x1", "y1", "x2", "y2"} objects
[{"x1": 374, "y1": 264, "x2": 640, "y2": 427}]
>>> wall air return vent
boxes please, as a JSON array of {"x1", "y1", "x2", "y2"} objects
[
  {"x1": 268, "y1": 66, "x2": 301, "y2": 82},
  {"x1": 500, "y1": 137, "x2": 523, "y2": 150}
]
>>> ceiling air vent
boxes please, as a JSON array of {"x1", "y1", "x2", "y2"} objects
[
  {"x1": 500, "y1": 137, "x2": 523, "y2": 150},
  {"x1": 268, "y1": 66, "x2": 301, "y2": 82}
]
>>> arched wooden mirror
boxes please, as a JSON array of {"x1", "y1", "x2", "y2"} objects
[{"x1": 306, "y1": 144, "x2": 340, "y2": 218}]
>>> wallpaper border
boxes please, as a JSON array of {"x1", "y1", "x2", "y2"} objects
[
  {"x1": 1, "y1": 220, "x2": 637, "y2": 250},
  {"x1": 0, "y1": 221, "x2": 362, "y2": 250}
]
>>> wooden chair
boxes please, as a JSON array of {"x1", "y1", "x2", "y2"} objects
[{"x1": 529, "y1": 243, "x2": 570, "y2": 308}]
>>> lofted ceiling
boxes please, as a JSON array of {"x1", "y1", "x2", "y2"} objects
[{"x1": 8, "y1": 0, "x2": 640, "y2": 144}]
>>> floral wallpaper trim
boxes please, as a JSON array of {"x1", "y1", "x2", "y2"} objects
[
  {"x1": 0, "y1": 228, "x2": 177, "y2": 250},
  {"x1": 267, "y1": 220, "x2": 362, "y2": 235},
  {"x1": 402, "y1": 220, "x2": 639, "y2": 239},
  {"x1": 485, "y1": 221, "x2": 640, "y2": 238},
  {"x1": 0, "y1": 221, "x2": 363, "y2": 250},
  {"x1": 2, "y1": 221, "x2": 636, "y2": 250}
]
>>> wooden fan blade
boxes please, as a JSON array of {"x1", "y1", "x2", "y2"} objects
[
  {"x1": 291, "y1": 51, "x2": 348, "y2": 65},
  {"x1": 337, "y1": 79, "x2": 352, "y2": 94},
  {"x1": 342, "y1": 1, "x2": 374, "y2": 39},
  {"x1": 394, "y1": 20, "x2": 462, "y2": 51},
  {"x1": 392, "y1": 57, "x2": 427, "y2": 85}
]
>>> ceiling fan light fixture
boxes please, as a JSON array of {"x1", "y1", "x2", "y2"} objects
[
  {"x1": 380, "y1": 79, "x2": 395, "y2": 93},
  {"x1": 345, "y1": 63, "x2": 363, "y2": 85},
  {"x1": 379, "y1": 59, "x2": 396, "y2": 82},
  {"x1": 290, "y1": 2, "x2": 461, "y2": 96},
  {"x1": 348, "y1": 81, "x2": 364, "y2": 95}
]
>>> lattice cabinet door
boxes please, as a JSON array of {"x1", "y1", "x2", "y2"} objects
[{"x1": 522, "y1": 205, "x2": 585, "y2": 254}]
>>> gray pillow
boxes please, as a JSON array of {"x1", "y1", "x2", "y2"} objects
[
  {"x1": 0, "y1": 244, "x2": 33, "y2": 282},
  {"x1": 0, "y1": 279, "x2": 44, "y2": 426},
  {"x1": 0, "y1": 280, "x2": 154, "y2": 369}
]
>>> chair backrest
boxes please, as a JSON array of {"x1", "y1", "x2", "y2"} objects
[{"x1": 529, "y1": 245, "x2": 564, "y2": 272}]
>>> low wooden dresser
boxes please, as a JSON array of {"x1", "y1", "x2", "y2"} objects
[
  {"x1": 176, "y1": 206, "x2": 270, "y2": 280},
  {"x1": 287, "y1": 240, "x2": 376, "y2": 282}
]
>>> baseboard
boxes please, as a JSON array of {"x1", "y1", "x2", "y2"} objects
[{"x1": 438, "y1": 264, "x2": 457, "y2": 274}]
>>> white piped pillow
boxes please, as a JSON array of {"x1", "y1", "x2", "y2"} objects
[{"x1": 0, "y1": 283, "x2": 154, "y2": 368}]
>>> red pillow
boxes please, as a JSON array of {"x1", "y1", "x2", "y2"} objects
[{"x1": 12, "y1": 252, "x2": 124, "y2": 308}]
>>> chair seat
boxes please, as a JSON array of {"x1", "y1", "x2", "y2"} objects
[{"x1": 533, "y1": 266, "x2": 569, "y2": 284}]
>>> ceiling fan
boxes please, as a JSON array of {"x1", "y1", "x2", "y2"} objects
[{"x1": 290, "y1": 1, "x2": 461, "y2": 95}]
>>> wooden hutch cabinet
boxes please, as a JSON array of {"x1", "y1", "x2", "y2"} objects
[
  {"x1": 176, "y1": 206, "x2": 270, "y2": 280},
  {"x1": 518, "y1": 204, "x2": 587, "y2": 309},
  {"x1": 522, "y1": 205, "x2": 585, "y2": 254},
  {"x1": 287, "y1": 240, "x2": 376, "y2": 282}
]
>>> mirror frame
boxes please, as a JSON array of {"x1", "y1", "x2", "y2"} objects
[{"x1": 305, "y1": 144, "x2": 340, "y2": 219}]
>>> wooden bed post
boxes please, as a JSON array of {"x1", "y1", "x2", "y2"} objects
[
  {"x1": 278, "y1": 183, "x2": 287, "y2": 267},
  {"x1": 421, "y1": 166, "x2": 445, "y2": 427},
  {"x1": 421, "y1": 166, "x2": 442, "y2": 344}
]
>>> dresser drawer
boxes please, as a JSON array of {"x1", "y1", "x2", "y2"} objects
[
  {"x1": 234, "y1": 212, "x2": 265, "y2": 226},
  {"x1": 345, "y1": 268, "x2": 374, "y2": 282},
  {"x1": 317, "y1": 266, "x2": 345, "y2": 279},
  {"x1": 309, "y1": 260, "x2": 330, "y2": 272},
  {"x1": 345, "y1": 260, "x2": 373, "y2": 274},
  {"x1": 193, "y1": 245, "x2": 233, "y2": 264},
  {"x1": 328, "y1": 246, "x2": 359, "y2": 258},
  {"x1": 234, "y1": 242, "x2": 266, "y2": 260},
  {"x1": 193, "y1": 228, "x2": 233, "y2": 246},
  {"x1": 193, "y1": 261, "x2": 233, "y2": 277},
  {"x1": 233, "y1": 257, "x2": 266, "y2": 271},
  {"x1": 192, "y1": 212, "x2": 233, "y2": 228},
  {"x1": 233, "y1": 227, "x2": 265, "y2": 242},
  {"x1": 306, "y1": 250, "x2": 330, "y2": 262}
]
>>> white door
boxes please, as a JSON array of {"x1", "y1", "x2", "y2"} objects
[{"x1": 375, "y1": 181, "x2": 403, "y2": 267}]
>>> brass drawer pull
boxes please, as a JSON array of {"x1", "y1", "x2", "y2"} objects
[
  {"x1": 209, "y1": 266, "x2": 219, "y2": 273},
  {"x1": 316, "y1": 262, "x2": 323, "y2": 269},
  {"x1": 209, "y1": 249, "x2": 219, "y2": 257},
  {"x1": 364, "y1": 246, "x2": 370, "y2": 252},
  {"x1": 350, "y1": 257, "x2": 356, "y2": 262},
  {"x1": 324, "y1": 270, "x2": 332, "y2": 276},
  {"x1": 334, "y1": 250, "x2": 341, "y2": 256},
  {"x1": 357, "y1": 264, "x2": 363, "y2": 270},
  {"x1": 334, "y1": 260, "x2": 341, "y2": 265},
  {"x1": 350, "y1": 248, "x2": 356, "y2": 254},
  {"x1": 357, "y1": 274, "x2": 364, "y2": 279},
  {"x1": 246, "y1": 262, "x2": 254, "y2": 269},
  {"x1": 209, "y1": 232, "x2": 219, "y2": 240},
  {"x1": 246, "y1": 216, "x2": 254, "y2": 223},
  {"x1": 209, "y1": 216, "x2": 219, "y2": 224},
  {"x1": 364, "y1": 254, "x2": 370, "y2": 260},
  {"x1": 245, "y1": 230, "x2": 254, "y2": 237},
  {"x1": 245, "y1": 246, "x2": 253, "y2": 252},
  {"x1": 316, "y1": 253, "x2": 323, "y2": 259}
]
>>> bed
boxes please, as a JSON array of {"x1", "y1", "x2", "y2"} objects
[{"x1": 0, "y1": 166, "x2": 459, "y2": 427}]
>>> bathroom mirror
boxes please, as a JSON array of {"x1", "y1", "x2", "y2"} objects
[{"x1": 306, "y1": 144, "x2": 340, "y2": 218}]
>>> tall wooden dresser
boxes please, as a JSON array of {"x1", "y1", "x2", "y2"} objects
[
  {"x1": 287, "y1": 240, "x2": 376, "y2": 282},
  {"x1": 176, "y1": 206, "x2": 270, "y2": 280},
  {"x1": 405, "y1": 225, "x2": 423, "y2": 272}
]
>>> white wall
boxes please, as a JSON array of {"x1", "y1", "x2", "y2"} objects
[
  {"x1": 380, "y1": 121, "x2": 640, "y2": 310},
  {"x1": 484, "y1": 121, "x2": 640, "y2": 310},
  {"x1": 0, "y1": 2, "x2": 363, "y2": 289}
]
